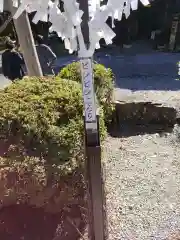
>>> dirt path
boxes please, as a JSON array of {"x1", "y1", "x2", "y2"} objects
[{"x1": 103, "y1": 129, "x2": 180, "y2": 240}]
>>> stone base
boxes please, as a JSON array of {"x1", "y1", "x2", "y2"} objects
[{"x1": 113, "y1": 89, "x2": 180, "y2": 126}]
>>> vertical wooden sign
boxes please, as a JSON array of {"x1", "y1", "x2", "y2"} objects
[{"x1": 169, "y1": 15, "x2": 179, "y2": 51}]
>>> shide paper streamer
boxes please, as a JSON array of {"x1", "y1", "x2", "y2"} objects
[{"x1": 0, "y1": 0, "x2": 149, "y2": 57}]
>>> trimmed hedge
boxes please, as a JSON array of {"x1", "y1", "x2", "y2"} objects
[
  {"x1": 58, "y1": 62, "x2": 115, "y2": 123},
  {"x1": 0, "y1": 77, "x2": 106, "y2": 176},
  {"x1": 0, "y1": 75, "x2": 108, "y2": 232}
]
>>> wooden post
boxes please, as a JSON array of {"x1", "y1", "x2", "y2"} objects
[
  {"x1": 79, "y1": 0, "x2": 105, "y2": 239},
  {"x1": 169, "y1": 14, "x2": 179, "y2": 51},
  {"x1": 7, "y1": 0, "x2": 43, "y2": 77}
]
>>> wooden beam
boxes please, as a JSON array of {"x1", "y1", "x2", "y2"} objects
[{"x1": 7, "y1": 0, "x2": 43, "y2": 77}]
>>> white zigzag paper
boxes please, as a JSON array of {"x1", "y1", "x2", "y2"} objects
[{"x1": 0, "y1": 0, "x2": 149, "y2": 57}]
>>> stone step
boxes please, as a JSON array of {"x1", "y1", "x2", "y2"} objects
[
  {"x1": 114, "y1": 101, "x2": 177, "y2": 124},
  {"x1": 112, "y1": 89, "x2": 180, "y2": 126}
]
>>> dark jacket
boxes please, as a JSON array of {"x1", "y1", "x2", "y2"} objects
[
  {"x1": 36, "y1": 44, "x2": 57, "y2": 75},
  {"x1": 2, "y1": 49, "x2": 25, "y2": 80}
]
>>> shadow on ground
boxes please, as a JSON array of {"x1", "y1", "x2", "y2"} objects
[
  {"x1": 109, "y1": 123, "x2": 174, "y2": 138},
  {"x1": 54, "y1": 50, "x2": 180, "y2": 91},
  {"x1": 0, "y1": 41, "x2": 180, "y2": 92},
  {"x1": 0, "y1": 204, "x2": 85, "y2": 240},
  {"x1": 108, "y1": 99, "x2": 178, "y2": 137},
  {"x1": 95, "y1": 51, "x2": 180, "y2": 91}
]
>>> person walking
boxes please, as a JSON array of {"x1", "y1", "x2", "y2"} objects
[
  {"x1": 2, "y1": 39, "x2": 25, "y2": 81},
  {"x1": 35, "y1": 35, "x2": 57, "y2": 76}
]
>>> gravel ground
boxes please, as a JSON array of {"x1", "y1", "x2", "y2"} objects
[{"x1": 103, "y1": 129, "x2": 180, "y2": 240}]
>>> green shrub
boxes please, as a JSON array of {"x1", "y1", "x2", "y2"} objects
[
  {"x1": 58, "y1": 62, "x2": 115, "y2": 123},
  {"x1": 0, "y1": 77, "x2": 106, "y2": 176}
]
